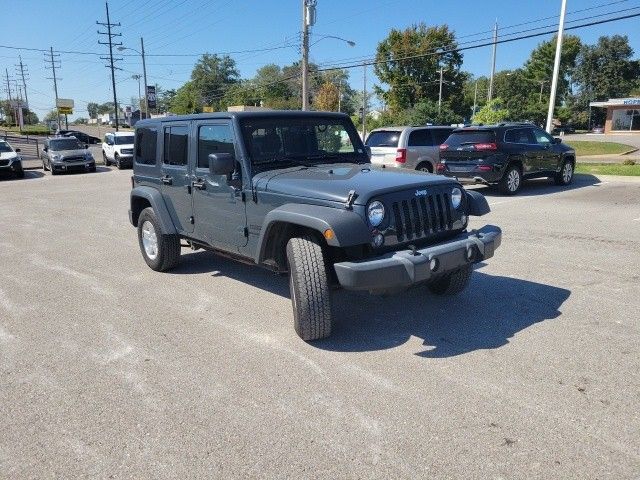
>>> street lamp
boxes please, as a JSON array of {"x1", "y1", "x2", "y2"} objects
[
  {"x1": 118, "y1": 38, "x2": 148, "y2": 118},
  {"x1": 131, "y1": 74, "x2": 142, "y2": 116},
  {"x1": 310, "y1": 35, "x2": 356, "y2": 47}
]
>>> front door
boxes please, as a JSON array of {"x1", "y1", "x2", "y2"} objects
[
  {"x1": 160, "y1": 124, "x2": 194, "y2": 233},
  {"x1": 191, "y1": 121, "x2": 247, "y2": 250},
  {"x1": 533, "y1": 128, "x2": 560, "y2": 172}
]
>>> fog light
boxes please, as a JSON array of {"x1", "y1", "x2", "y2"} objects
[
  {"x1": 429, "y1": 257, "x2": 439, "y2": 272},
  {"x1": 371, "y1": 232, "x2": 384, "y2": 248}
]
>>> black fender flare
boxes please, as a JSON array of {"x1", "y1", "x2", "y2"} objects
[
  {"x1": 256, "y1": 203, "x2": 372, "y2": 264},
  {"x1": 465, "y1": 190, "x2": 491, "y2": 216},
  {"x1": 130, "y1": 186, "x2": 177, "y2": 234}
]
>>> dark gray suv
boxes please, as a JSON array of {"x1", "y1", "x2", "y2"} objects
[{"x1": 129, "y1": 112, "x2": 502, "y2": 341}]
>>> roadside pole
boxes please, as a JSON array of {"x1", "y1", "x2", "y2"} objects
[
  {"x1": 487, "y1": 21, "x2": 498, "y2": 101},
  {"x1": 546, "y1": 0, "x2": 568, "y2": 133}
]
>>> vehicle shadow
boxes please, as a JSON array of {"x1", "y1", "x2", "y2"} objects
[
  {"x1": 174, "y1": 250, "x2": 570, "y2": 357},
  {"x1": 467, "y1": 173, "x2": 600, "y2": 198},
  {"x1": 0, "y1": 170, "x2": 45, "y2": 180}
]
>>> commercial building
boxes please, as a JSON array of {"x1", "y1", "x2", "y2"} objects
[{"x1": 589, "y1": 97, "x2": 640, "y2": 133}]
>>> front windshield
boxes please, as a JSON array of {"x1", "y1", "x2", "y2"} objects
[
  {"x1": 114, "y1": 135, "x2": 134, "y2": 145},
  {"x1": 0, "y1": 142, "x2": 13, "y2": 153},
  {"x1": 240, "y1": 117, "x2": 366, "y2": 169},
  {"x1": 50, "y1": 138, "x2": 83, "y2": 150}
]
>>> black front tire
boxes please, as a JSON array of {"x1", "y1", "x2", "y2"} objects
[
  {"x1": 427, "y1": 265, "x2": 473, "y2": 296},
  {"x1": 103, "y1": 151, "x2": 109, "y2": 166},
  {"x1": 286, "y1": 235, "x2": 332, "y2": 341},
  {"x1": 554, "y1": 159, "x2": 574, "y2": 186},
  {"x1": 137, "y1": 207, "x2": 181, "y2": 272},
  {"x1": 15, "y1": 166, "x2": 25, "y2": 178},
  {"x1": 498, "y1": 164, "x2": 522, "y2": 195},
  {"x1": 42, "y1": 158, "x2": 49, "y2": 171},
  {"x1": 115, "y1": 154, "x2": 122, "y2": 170}
]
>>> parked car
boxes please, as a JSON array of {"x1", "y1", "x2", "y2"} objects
[
  {"x1": 129, "y1": 111, "x2": 502, "y2": 341},
  {"x1": 365, "y1": 126, "x2": 456, "y2": 173},
  {"x1": 61, "y1": 130, "x2": 101, "y2": 145},
  {"x1": 0, "y1": 139, "x2": 24, "y2": 178},
  {"x1": 437, "y1": 122, "x2": 576, "y2": 195},
  {"x1": 591, "y1": 126, "x2": 605, "y2": 134},
  {"x1": 552, "y1": 124, "x2": 576, "y2": 135},
  {"x1": 102, "y1": 132, "x2": 135, "y2": 169},
  {"x1": 41, "y1": 136, "x2": 95, "y2": 174}
]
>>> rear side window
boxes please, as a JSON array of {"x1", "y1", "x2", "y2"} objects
[
  {"x1": 408, "y1": 129, "x2": 433, "y2": 147},
  {"x1": 163, "y1": 125, "x2": 188, "y2": 166},
  {"x1": 444, "y1": 130, "x2": 496, "y2": 147},
  {"x1": 431, "y1": 128, "x2": 454, "y2": 145},
  {"x1": 504, "y1": 128, "x2": 534, "y2": 144},
  {"x1": 135, "y1": 127, "x2": 157, "y2": 165},
  {"x1": 198, "y1": 124, "x2": 235, "y2": 169},
  {"x1": 365, "y1": 131, "x2": 400, "y2": 147}
]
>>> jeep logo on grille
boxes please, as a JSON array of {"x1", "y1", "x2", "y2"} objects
[{"x1": 415, "y1": 189, "x2": 428, "y2": 197}]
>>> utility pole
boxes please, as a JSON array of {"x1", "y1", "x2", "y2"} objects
[
  {"x1": 361, "y1": 64, "x2": 367, "y2": 139},
  {"x1": 487, "y1": 21, "x2": 498, "y2": 102},
  {"x1": 44, "y1": 47, "x2": 62, "y2": 129},
  {"x1": 15, "y1": 56, "x2": 29, "y2": 119},
  {"x1": 472, "y1": 79, "x2": 479, "y2": 121},
  {"x1": 3, "y1": 69, "x2": 14, "y2": 126},
  {"x1": 546, "y1": 0, "x2": 567, "y2": 133},
  {"x1": 141, "y1": 37, "x2": 149, "y2": 119},
  {"x1": 438, "y1": 67, "x2": 444, "y2": 115},
  {"x1": 132, "y1": 74, "x2": 141, "y2": 114},
  {"x1": 97, "y1": 1, "x2": 122, "y2": 131},
  {"x1": 301, "y1": 0, "x2": 316, "y2": 110}
]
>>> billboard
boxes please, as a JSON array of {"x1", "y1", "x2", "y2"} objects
[
  {"x1": 57, "y1": 98, "x2": 74, "y2": 115},
  {"x1": 146, "y1": 86, "x2": 157, "y2": 109}
]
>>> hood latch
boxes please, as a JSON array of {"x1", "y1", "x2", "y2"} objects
[{"x1": 345, "y1": 190, "x2": 358, "y2": 210}]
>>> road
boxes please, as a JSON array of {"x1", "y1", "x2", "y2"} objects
[{"x1": 1, "y1": 170, "x2": 639, "y2": 478}]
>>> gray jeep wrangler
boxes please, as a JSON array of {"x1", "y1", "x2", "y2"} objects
[{"x1": 129, "y1": 112, "x2": 501, "y2": 341}]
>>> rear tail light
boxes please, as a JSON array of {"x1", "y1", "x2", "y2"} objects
[
  {"x1": 474, "y1": 142, "x2": 498, "y2": 151},
  {"x1": 395, "y1": 148, "x2": 407, "y2": 163},
  {"x1": 477, "y1": 165, "x2": 492, "y2": 171},
  {"x1": 436, "y1": 162, "x2": 445, "y2": 173},
  {"x1": 439, "y1": 144, "x2": 449, "y2": 150}
]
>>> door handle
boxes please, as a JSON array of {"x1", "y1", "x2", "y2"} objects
[
  {"x1": 192, "y1": 179, "x2": 206, "y2": 190},
  {"x1": 161, "y1": 175, "x2": 172, "y2": 185}
]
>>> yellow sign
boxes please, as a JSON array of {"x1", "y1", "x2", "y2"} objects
[
  {"x1": 202, "y1": 106, "x2": 214, "y2": 113},
  {"x1": 59, "y1": 107, "x2": 73, "y2": 114}
]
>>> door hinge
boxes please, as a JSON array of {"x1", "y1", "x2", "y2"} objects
[
  {"x1": 243, "y1": 226, "x2": 249, "y2": 237},
  {"x1": 241, "y1": 191, "x2": 246, "y2": 202}
]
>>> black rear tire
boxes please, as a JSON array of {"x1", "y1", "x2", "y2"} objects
[
  {"x1": 498, "y1": 164, "x2": 521, "y2": 195},
  {"x1": 137, "y1": 207, "x2": 181, "y2": 272},
  {"x1": 286, "y1": 235, "x2": 332, "y2": 341},
  {"x1": 554, "y1": 159, "x2": 574, "y2": 186},
  {"x1": 427, "y1": 265, "x2": 473, "y2": 296},
  {"x1": 416, "y1": 162, "x2": 433, "y2": 173}
]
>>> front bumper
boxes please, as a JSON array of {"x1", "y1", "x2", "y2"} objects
[
  {"x1": 52, "y1": 161, "x2": 95, "y2": 172},
  {"x1": 334, "y1": 225, "x2": 501, "y2": 291},
  {"x1": 0, "y1": 158, "x2": 22, "y2": 171}
]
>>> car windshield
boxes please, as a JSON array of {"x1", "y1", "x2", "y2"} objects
[
  {"x1": 444, "y1": 130, "x2": 496, "y2": 147},
  {"x1": 50, "y1": 138, "x2": 83, "y2": 150},
  {"x1": 240, "y1": 117, "x2": 366, "y2": 169},
  {"x1": 0, "y1": 142, "x2": 13, "y2": 153},
  {"x1": 114, "y1": 135, "x2": 134, "y2": 145},
  {"x1": 365, "y1": 130, "x2": 400, "y2": 147}
]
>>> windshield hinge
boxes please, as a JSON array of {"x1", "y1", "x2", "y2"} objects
[{"x1": 345, "y1": 190, "x2": 358, "y2": 210}]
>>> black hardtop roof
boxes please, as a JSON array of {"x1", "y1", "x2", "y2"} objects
[{"x1": 135, "y1": 110, "x2": 351, "y2": 128}]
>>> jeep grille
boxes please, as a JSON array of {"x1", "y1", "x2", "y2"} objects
[{"x1": 391, "y1": 190, "x2": 453, "y2": 242}]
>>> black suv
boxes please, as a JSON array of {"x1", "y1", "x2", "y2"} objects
[
  {"x1": 129, "y1": 112, "x2": 502, "y2": 341},
  {"x1": 437, "y1": 123, "x2": 576, "y2": 194}
]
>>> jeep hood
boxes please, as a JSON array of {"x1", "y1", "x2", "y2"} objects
[
  {"x1": 0, "y1": 152, "x2": 18, "y2": 160},
  {"x1": 252, "y1": 163, "x2": 456, "y2": 204}
]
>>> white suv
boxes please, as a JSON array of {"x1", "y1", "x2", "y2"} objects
[{"x1": 102, "y1": 132, "x2": 135, "y2": 169}]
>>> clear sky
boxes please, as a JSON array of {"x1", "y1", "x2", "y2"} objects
[{"x1": 2, "y1": 0, "x2": 639, "y2": 120}]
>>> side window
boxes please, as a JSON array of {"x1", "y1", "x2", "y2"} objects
[
  {"x1": 135, "y1": 127, "x2": 157, "y2": 165},
  {"x1": 163, "y1": 125, "x2": 188, "y2": 166},
  {"x1": 197, "y1": 124, "x2": 235, "y2": 169},
  {"x1": 408, "y1": 129, "x2": 433, "y2": 147},
  {"x1": 505, "y1": 128, "x2": 534, "y2": 144},
  {"x1": 431, "y1": 129, "x2": 452, "y2": 145},
  {"x1": 534, "y1": 129, "x2": 553, "y2": 145}
]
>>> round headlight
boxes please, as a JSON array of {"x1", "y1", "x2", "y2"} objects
[
  {"x1": 367, "y1": 201, "x2": 385, "y2": 227},
  {"x1": 451, "y1": 187, "x2": 463, "y2": 209}
]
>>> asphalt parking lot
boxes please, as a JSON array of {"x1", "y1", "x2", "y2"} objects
[{"x1": 1, "y1": 169, "x2": 639, "y2": 478}]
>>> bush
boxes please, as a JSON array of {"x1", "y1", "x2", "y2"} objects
[{"x1": 622, "y1": 159, "x2": 636, "y2": 166}]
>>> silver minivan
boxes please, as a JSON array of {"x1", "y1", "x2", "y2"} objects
[{"x1": 365, "y1": 126, "x2": 455, "y2": 173}]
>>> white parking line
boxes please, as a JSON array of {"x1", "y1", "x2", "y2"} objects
[{"x1": 633, "y1": 217, "x2": 640, "y2": 222}]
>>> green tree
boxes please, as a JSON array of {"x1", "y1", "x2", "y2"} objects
[
  {"x1": 87, "y1": 102, "x2": 99, "y2": 119},
  {"x1": 170, "y1": 81, "x2": 200, "y2": 114},
  {"x1": 314, "y1": 81, "x2": 340, "y2": 111},
  {"x1": 155, "y1": 87, "x2": 176, "y2": 113},
  {"x1": 190, "y1": 54, "x2": 239, "y2": 110},
  {"x1": 374, "y1": 23, "x2": 464, "y2": 112},
  {"x1": 473, "y1": 98, "x2": 509, "y2": 124},
  {"x1": 44, "y1": 109, "x2": 59, "y2": 122}
]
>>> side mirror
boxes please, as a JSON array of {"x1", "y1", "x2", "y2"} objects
[
  {"x1": 43, "y1": 146, "x2": 48, "y2": 152},
  {"x1": 209, "y1": 153, "x2": 235, "y2": 176},
  {"x1": 364, "y1": 146, "x2": 372, "y2": 160},
  {"x1": 15, "y1": 148, "x2": 21, "y2": 152},
  {"x1": 84, "y1": 144, "x2": 89, "y2": 149},
  {"x1": 553, "y1": 137, "x2": 562, "y2": 144}
]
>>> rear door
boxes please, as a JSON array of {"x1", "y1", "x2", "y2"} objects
[
  {"x1": 406, "y1": 128, "x2": 435, "y2": 170},
  {"x1": 504, "y1": 127, "x2": 541, "y2": 174},
  {"x1": 160, "y1": 123, "x2": 194, "y2": 233},
  {"x1": 365, "y1": 130, "x2": 400, "y2": 166}
]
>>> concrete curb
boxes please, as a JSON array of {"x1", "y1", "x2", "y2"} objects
[{"x1": 576, "y1": 173, "x2": 640, "y2": 183}]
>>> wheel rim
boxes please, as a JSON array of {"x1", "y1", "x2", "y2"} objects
[
  {"x1": 141, "y1": 221, "x2": 159, "y2": 260},
  {"x1": 507, "y1": 169, "x2": 520, "y2": 191},
  {"x1": 563, "y1": 163, "x2": 573, "y2": 183}
]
